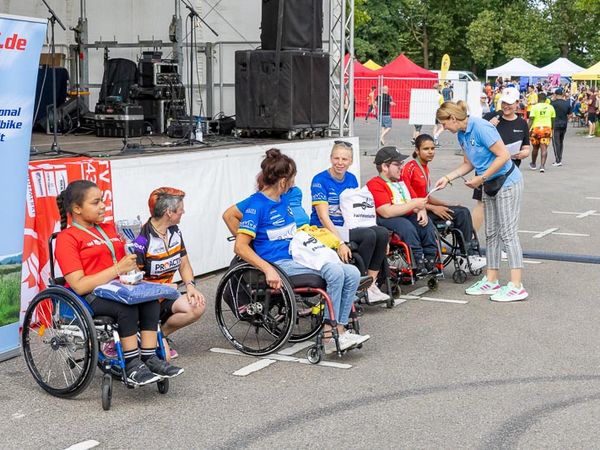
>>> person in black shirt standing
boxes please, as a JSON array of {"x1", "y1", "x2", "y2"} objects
[
  {"x1": 471, "y1": 87, "x2": 530, "y2": 232},
  {"x1": 550, "y1": 88, "x2": 572, "y2": 166},
  {"x1": 378, "y1": 85, "x2": 395, "y2": 146}
]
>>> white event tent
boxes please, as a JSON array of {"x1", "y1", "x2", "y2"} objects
[
  {"x1": 539, "y1": 58, "x2": 585, "y2": 77},
  {"x1": 486, "y1": 58, "x2": 544, "y2": 78}
]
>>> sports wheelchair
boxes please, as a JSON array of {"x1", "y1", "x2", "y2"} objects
[
  {"x1": 21, "y1": 233, "x2": 170, "y2": 410},
  {"x1": 215, "y1": 258, "x2": 371, "y2": 364},
  {"x1": 435, "y1": 221, "x2": 484, "y2": 284}
]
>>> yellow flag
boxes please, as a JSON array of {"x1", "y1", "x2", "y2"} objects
[{"x1": 440, "y1": 54, "x2": 451, "y2": 82}]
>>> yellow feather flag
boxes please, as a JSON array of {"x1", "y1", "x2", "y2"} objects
[{"x1": 440, "y1": 54, "x2": 451, "y2": 82}]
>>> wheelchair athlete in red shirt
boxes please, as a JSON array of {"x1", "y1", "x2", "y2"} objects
[{"x1": 54, "y1": 180, "x2": 184, "y2": 386}]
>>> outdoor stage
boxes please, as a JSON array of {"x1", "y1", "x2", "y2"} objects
[{"x1": 29, "y1": 131, "x2": 361, "y2": 277}]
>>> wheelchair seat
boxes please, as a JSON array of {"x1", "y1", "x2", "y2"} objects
[
  {"x1": 289, "y1": 273, "x2": 326, "y2": 289},
  {"x1": 93, "y1": 316, "x2": 115, "y2": 326}
]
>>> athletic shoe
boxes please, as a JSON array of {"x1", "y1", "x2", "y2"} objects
[
  {"x1": 324, "y1": 333, "x2": 356, "y2": 354},
  {"x1": 425, "y1": 258, "x2": 439, "y2": 274},
  {"x1": 169, "y1": 348, "x2": 179, "y2": 359},
  {"x1": 552, "y1": 162, "x2": 562, "y2": 167},
  {"x1": 461, "y1": 255, "x2": 487, "y2": 271},
  {"x1": 343, "y1": 330, "x2": 370, "y2": 346},
  {"x1": 586, "y1": 134, "x2": 595, "y2": 138},
  {"x1": 465, "y1": 276, "x2": 500, "y2": 296},
  {"x1": 434, "y1": 139, "x2": 440, "y2": 147},
  {"x1": 415, "y1": 260, "x2": 428, "y2": 277},
  {"x1": 539, "y1": 167, "x2": 545, "y2": 173},
  {"x1": 145, "y1": 355, "x2": 184, "y2": 378},
  {"x1": 529, "y1": 163, "x2": 537, "y2": 170},
  {"x1": 367, "y1": 284, "x2": 391, "y2": 303},
  {"x1": 410, "y1": 138, "x2": 416, "y2": 145},
  {"x1": 125, "y1": 358, "x2": 161, "y2": 386},
  {"x1": 489, "y1": 282, "x2": 529, "y2": 302},
  {"x1": 101, "y1": 341, "x2": 117, "y2": 359}
]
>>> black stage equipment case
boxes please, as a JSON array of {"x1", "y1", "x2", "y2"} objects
[
  {"x1": 260, "y1": 0, "x2": 323, "y2": 50},
  {"x1": 234, "y1": 49, "x2": 329, "y2": 133},
  {"x1": 94, "y1": 103, "x2": 144, "y2": 138}
]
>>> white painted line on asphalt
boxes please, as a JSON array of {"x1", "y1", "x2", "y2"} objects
[
  {"x1": 209, "y1": 347, "x2": 352, "y2": 370},
  {"x1": 64, "y1": 440, "x2": 100, "y2": 450},
  {"x1": 11, "y1": 412, "x2": 25, "y2": 419},
  {"x1": 585, "y1": 197, "x2": 600, "y2": 200},
  {"x1": 552, "y1": 210, "x2": 581, "y2": 215},
  {"x1": 277, "y1": 341, "x2": 313, "y2": 356},
  {"x1": 398, "y1": 295, "x2": 420, "y2": 300},
  {"x1": 233, "y1": 359, "x2": 276, "y2": 376},
  {"x1": 419, "y1": 296, "x2": 469, "y2": 305},
  {"x1": 553, "y1": 232, "x2": 590, "y2": 237},
  {"x1": 518, "y1": 230, "x2": 539, "y2": 234},
  {"x1": 409, "y1": 286, "x2": 430, "y2": 296},
  {"x1": 533, "y1": 228, "x2": 559, "y2": 239},
  {"x1": 523, "y1": 260, "x2": 543, "y2": 264},
  {"x1": 576, "y1": 210, "x2": 597, "y2": 218}
]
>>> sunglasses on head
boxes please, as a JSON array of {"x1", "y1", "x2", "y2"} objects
[{"x1": 334, "y1": 140, "x2": 353, "y2": 148}]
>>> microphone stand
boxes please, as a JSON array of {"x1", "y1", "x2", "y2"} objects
[
  {"x1": 179, "y1": 0, "x2": 218, "y2": 146},
  {"x1": 41, "y1": 0, "x2": 66, "y2": 153}
]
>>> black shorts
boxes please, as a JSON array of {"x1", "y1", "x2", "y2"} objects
[
  {"x1": 589, "y1": 112, "x2": 597, "y2": 124},
  {"x1": 159, "y1": 298, "x2": 177, "y2": 324}
]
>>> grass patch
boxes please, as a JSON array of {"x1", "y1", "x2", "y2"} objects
[{"x1": 0, "y1": 268, "x2": 21, "y2": 327}]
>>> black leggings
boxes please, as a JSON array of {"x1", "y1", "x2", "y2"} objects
[
  {"x1": 89, "y1": 296, "x2": 160, "y2": 338},
  {"x1": 348, "y1": 226, "x2": 389, "y2": 273}
]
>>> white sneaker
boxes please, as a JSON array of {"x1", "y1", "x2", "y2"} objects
[
  {"x1": 324, "y1": 333, "x2": 356, "y2": 354},
  {"x1": 529, "y1": 163, "x2": 537, "y2": 171},
  {"x1": 586, "y1": 134, "x2": 595, "y2": 139},
  {"x1": 344, "y1": 330, "x2": 370, "y2": 346},
  {"x1": 367, "y1": 284, "x2": 391, "y2": 303},
  {"x1": 552, "y1": 162, "x2": 562, "y2": 167},
  {"x1": 466, "y1": 255, "x2": 487, "y2": 270}
]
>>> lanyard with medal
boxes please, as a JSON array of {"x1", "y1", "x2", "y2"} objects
[
  {"x1": 379, "y1": 175, "x2": 408, "y2": 204},
  {"x1": 413, "y1": 158, "x2": 430, "y2": 194},
  {"x1": 72, "y1": 222, "x2": 117, "y2": 264}
]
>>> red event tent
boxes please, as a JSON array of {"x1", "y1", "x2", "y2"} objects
[{"x1": 353, "y1": 54, "x2": 437, "y2": 119}]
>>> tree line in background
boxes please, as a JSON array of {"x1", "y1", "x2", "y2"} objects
[{"x1": 354, "y1": 0, "x2": 600, "y2": 75}]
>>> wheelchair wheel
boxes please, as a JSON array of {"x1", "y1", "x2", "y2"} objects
[
  {"x1": 101, "y1": 373, "x2": 112, "y2": 411},
  {"x1": 452, "y1": 269, "x2": 468, "y2": 284},
  {"x1": 427, "y1": 277, "x2": 439, "y2": 291},
  {"x1": 215, "y1": 263, "x2": 297, "y2": 356},
  {"x1": 157, "y1": 379, "x2": 169, "y2": 394},
  {"x1": 289, "y1": 294, "x2": 323, "y2": 343},
  {"x1": 22, "y1": 286, "x2": 98, "y2": 398},
  {"x1": 306, "y1": 346, "x2": 322, "y2": 364}
]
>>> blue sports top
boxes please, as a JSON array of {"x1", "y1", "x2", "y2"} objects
[
  {"x1": 237, "y1": 186, "x2": 309, "y2": 228},
  {"x1": 238, "y1": 191, "x2": 296, "y2": 263},
  {"x1": 310, "y1": 169, "x2": 359, "y2": 227},
  {"x1": 458, "y1": 116, "x2": 522, "y2": 185}
]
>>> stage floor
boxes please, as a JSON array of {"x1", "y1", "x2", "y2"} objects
[{"x1": 29, "y1": 130, "x2": 309, "y2": 161}]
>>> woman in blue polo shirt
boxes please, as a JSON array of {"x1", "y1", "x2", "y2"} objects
[
  {"x1": 310, "y1": 141, "x2": 390, "y2": 303},
  {"x1": 235, "y1": 148, "x2": 370, "y2": 353},
  {"x1": 434, "y1": 101, "x2": 528, "y2": 302}
]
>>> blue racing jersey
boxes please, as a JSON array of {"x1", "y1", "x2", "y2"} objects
[
  {"x1": 237, "y1": 186, "x2": 309, "y2": 228},
  {"x1": 238, "y1": 191, "x2": 296, "y2": 263},
  {"x1": 310, "y1": 169, "x2": 359, "y2": 227}
]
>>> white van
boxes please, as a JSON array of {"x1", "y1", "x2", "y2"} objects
[{"x1": 432, "y1": 70, "x2": 479, "y2": 82}]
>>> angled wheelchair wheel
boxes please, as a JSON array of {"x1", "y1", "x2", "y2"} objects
[
  {"x1": 215, "y1": 263, "x2": 297, "y2": 356},
  {"x1": 22, "y1": 286, "x2": 98, "y2": 398}
]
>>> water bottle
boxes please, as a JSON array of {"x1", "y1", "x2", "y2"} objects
[{"x1": 195, "y1": 116, "x2": 203, "y2": 142}]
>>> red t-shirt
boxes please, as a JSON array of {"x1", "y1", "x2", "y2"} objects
[
  {"x1": 366, "y1": 176, "x2": 415, "y2": 214},
  {"x1": 401, "y1": 159, "x2": 429, "y2": 198},
  {"x1": 55, "y1": 223, "x2": 126, "y2": 277}
]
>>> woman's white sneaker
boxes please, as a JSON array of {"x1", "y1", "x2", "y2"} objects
[
  {"x1": 367, "y1": 284, "x2": 391, "y2": 303},
  {"x1": 465, "y1": 276, "x2": 500, "y2": 295},
  {"x1": 489, "y1": 282, "x2": 529, "y2": 302}
]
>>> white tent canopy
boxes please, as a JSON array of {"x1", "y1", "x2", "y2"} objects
[
  {"x1": 486, "y1": 58, "x2": 544, "y2": 78},
  {"x1": 539, "y1": 58, "x2": 585, "y2": 77}
]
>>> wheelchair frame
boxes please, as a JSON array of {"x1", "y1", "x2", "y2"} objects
[
  {"x1": 214, "y1": 261, "x2": 365, "y2": 364},
  {"x1": 21, "y1": 233, "x2": 170, "y2": 410},
  {"x1": 436, "y1": 222, "x2": 484, "y2": 284}
]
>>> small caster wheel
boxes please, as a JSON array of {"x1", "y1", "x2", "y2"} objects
[
  {"x1": 452, "y1": 269, "x2": 468, "y2": 284},
  {"x1": 101, "y1": 373, "x2": 112, "y2": 411},
  {"x1": 472, "y1": 267, "x2": 483, "y2": 276},
  {"x1": 157, "y1": 378, "x2": 169, "y2": 394},
  {"x1": 386, "y1": 295, "x2": 395, "y2": 309},
  {"x1": 427, "y1": 277, "x2": 439, "y2": 291},
  {"x1": 307, "y1": 346, "x2": 322, "y2": 364}
]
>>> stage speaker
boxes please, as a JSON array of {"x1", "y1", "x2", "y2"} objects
[
  {"x1": 235, "y1": 50, "x2": 329, "y2": 131},
  {"x1": 260, "y1": 0, "x2": 323, "y2": 51}
]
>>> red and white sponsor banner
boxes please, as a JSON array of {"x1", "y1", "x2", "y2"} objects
[{"x1": 20, "y1": 158, "x2": 114, "y2": 319}]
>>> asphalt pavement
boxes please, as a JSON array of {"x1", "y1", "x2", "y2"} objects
[{"x1": 1, "y1": 122, "x2": 599, "y2": 449}]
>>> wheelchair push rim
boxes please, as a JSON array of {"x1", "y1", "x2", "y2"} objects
[
  {"x1": 22, "y1": 286, "x2": 98, "y2": 398},
  {"x1": 215, "y1": 263, "x2": 297, "y2": 356}
]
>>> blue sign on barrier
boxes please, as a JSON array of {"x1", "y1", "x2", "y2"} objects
[{"x1": 0, "y1": 14, "x2": 47, "y2": 360}]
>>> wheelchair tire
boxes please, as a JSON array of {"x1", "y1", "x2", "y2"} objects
[
  {"x1": 306, "y1": 346, "x2": 322, "y2": 364},
  {"x1": 22, "y1": 286, "x2": 98, "y2": 398},
  {"x1": 101, "y1": 373, "x2": 112, "y2": 411},
  {"x1": 452, "y1": 269, "x2": 468, "y2": 284},
  {"x1": 215, "y1": 263, "x2": 297, "y2": 356},
  {"x1": 157, "y1": 379, "x2": 169, "y2": 394}
]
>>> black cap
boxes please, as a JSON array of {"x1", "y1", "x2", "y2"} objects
[
  {"x1": 555, "y1": 87, "x2": 564, "y2": 95},
  {"x1": 374, "y1": 146, "x2": 409, "y2": 165}
]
